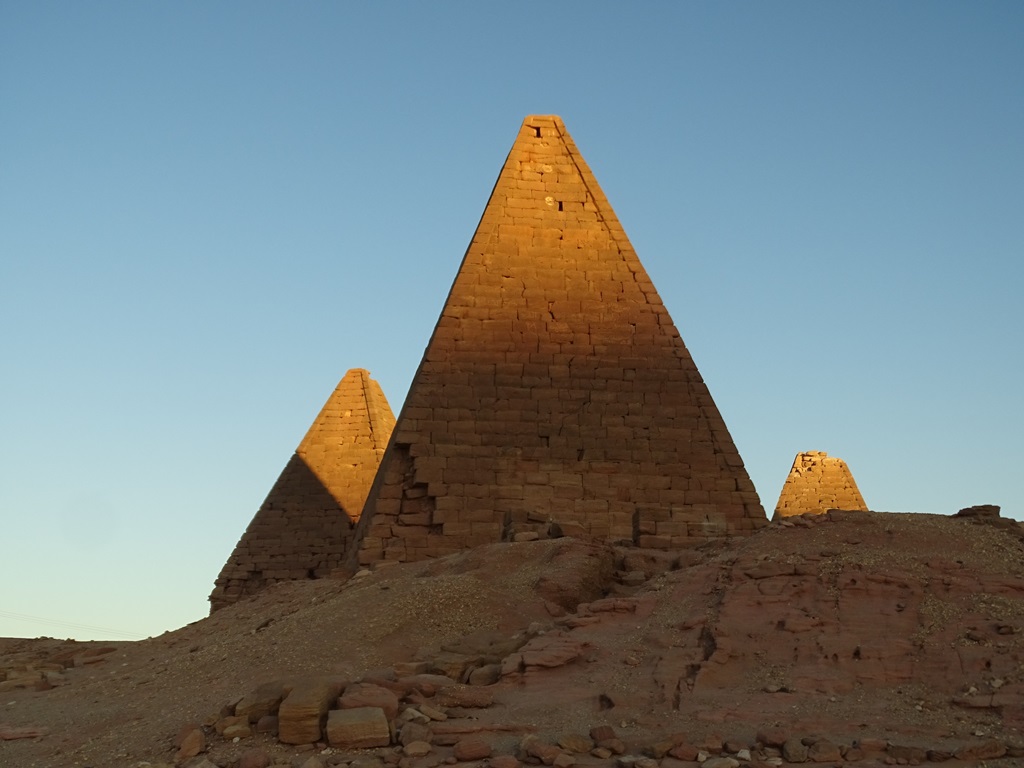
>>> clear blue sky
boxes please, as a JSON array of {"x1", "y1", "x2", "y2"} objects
[{"x1": 2, "y1": 2, "x2": 1021, "y2": 640}]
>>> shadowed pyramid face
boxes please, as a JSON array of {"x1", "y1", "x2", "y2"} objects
[{"x1": 350, "y1": 116, "x2": 766, "y2": 567}]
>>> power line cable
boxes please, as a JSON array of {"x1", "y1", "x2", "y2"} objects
[{"x1": 0, "y1": 609, "x2": 147, "y2": 639}]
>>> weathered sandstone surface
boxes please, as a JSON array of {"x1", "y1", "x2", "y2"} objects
[
  {"x1": 2, "y1": 510, "x2": 1023, "y2": 767},
  {"x1": 773, "y1": 451, "x2": 867, "y2": 519},
  {"x1": 350, "y1": 116, "x2": 767, "y2": 568}
]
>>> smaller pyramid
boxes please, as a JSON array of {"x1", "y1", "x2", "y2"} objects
[
  {"x1": 210, "y1": 369, "x2": 395, "y2": 611},
  {"x1": 774, "y1": 451, "x2": 867, "y2": 519}
]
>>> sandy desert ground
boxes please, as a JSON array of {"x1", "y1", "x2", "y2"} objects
[{"x1": 3, "y1": 509, "x2": 1023, "y2": 767}]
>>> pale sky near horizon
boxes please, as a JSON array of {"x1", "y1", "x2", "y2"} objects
[{"x1": 2, "y1": 2, "x2": 1022, "y2": 641}]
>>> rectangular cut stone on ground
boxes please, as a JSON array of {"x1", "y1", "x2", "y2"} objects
[
  {"x1": 349, "y1": 115, "x2": 766, "y2": 568},
  {"x1": 278, "y1": 678, "x2": 347, "y2": 745},
  {"x1": 210, "y1": 369, "x2": 395, "y2": 610},
  {"x1": 326, "y1": 707, "x2": 391, "y2": 749}
]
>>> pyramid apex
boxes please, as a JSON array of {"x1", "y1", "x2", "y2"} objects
[
  {"x1": 521, "y1": 115, "x2": 565, "y2": 131},
  {"x1": 341, "y1": 367, "x2": 371, "y2": 383}
]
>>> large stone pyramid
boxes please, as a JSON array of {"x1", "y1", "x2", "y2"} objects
[
  {"x1": 210, "y1": 368, "x2": 395, "y2": 610},
  {"x1": 774, "y1": 450, "x2": 868, "y2": 519},
  {"x1": 349, "y1": 115, "x2": 765, "y2": 567}
]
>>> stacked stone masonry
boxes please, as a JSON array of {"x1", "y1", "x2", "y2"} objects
[
  {"x1": 349, "y1": 115, "x2": 766, "y2": 568},
  {"x1": 774, "y1": 450, "x2": 868, "y2": 519},
  {"x1": 210, "y1": 369, "x2": 395, "y2": 610}
]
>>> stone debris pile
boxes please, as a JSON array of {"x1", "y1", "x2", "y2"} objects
[
  {"x1": 9, "y1": 707, "x2": 1024, "y2": 766},
  {"x1": 0, "y1": 639, "x2": 116, "y2": 695},
  {"x1": 158, "y1": 510, "x2": 1024, "y2": 767},
  {"x1": 3, "y1": 511, "x2": 1024, "y2": 766},
  {"x1": 165, "y1": 659, "x2": 1023, "y2": 768}
]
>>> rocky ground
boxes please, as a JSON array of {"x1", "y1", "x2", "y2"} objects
[{"x1": 2, "y1": 509, "x2": 1024, "y2": 768}]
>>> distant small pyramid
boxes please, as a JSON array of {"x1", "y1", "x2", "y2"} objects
[
  {"x1": 774, "y1": 451, "x2": 867, "y2": 518},
  {"x1": 349, "y1": 115, "x2": 766, "y2": 568},
  {"x1": 210, "y1": 369, "x2": 395, "y2": 610}
]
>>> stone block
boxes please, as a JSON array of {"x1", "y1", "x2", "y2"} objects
[
  {"x1": 339, "y1": 682, "x2": 400, "y2": 720},
  {"x1": 454, "y1": 738, "x2": 492, "y2": 761},
  {"x1": 235, "y1": 680, "x2": 287, "y2": 723},
  {"x1": 278, "y1": 677, "x2": 345, "y2": 745},
  {"x1": 326, "y1": 707, "x2": 391, "y2": 749}
]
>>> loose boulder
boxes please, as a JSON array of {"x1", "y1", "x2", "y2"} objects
[
  {"x1": 326, "y1": 706, "x2": 391, "y2": 749},
  {"x1": 278, "y1": 677, "x2": 345, "y2": 745}
]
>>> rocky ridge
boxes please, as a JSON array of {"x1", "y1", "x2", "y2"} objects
[{"x1": 2, "y1": 509, "x2": 1024, "y2": 767}]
